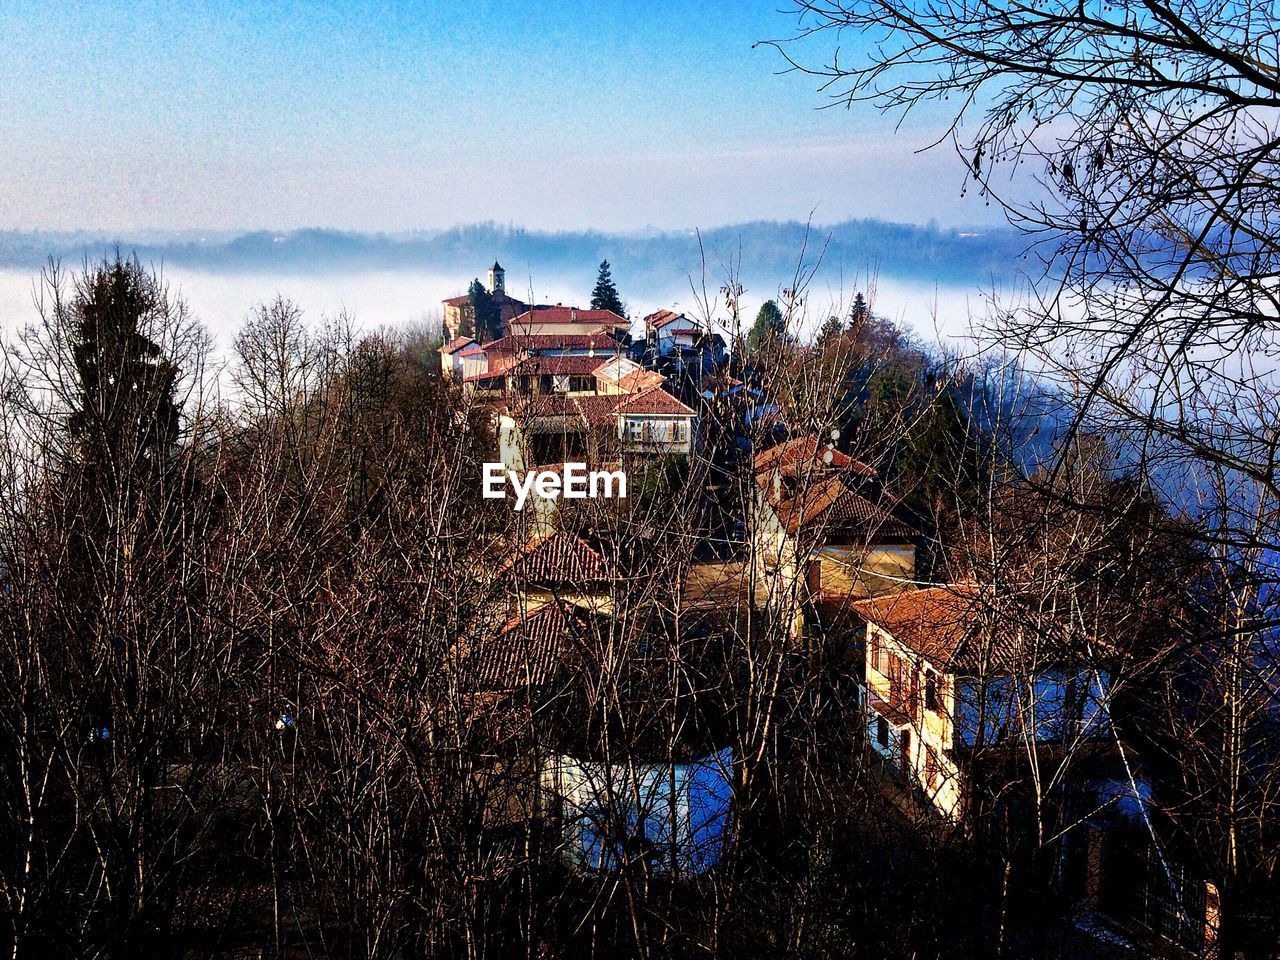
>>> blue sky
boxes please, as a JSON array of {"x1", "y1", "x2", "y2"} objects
[{"x1": 0, "y1": 0, "x2": 1001, "y2": 232}]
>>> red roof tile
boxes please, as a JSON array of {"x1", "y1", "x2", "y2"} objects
[
  {"x1": 479, "y1": 332, "x2": 626, "y2": 353},
  {"x1": 497, "y1": 530, "x2": 607, "y2": 583},
  {"x1": 509, "y1": 355, "x2": 609, "y2": 377},
  {"x1": 506, "y1": 388, "x2": 695, "y2": 426},
  {"x1": 456, "y1": 602, "x2": 602, "y2": 691},
  {"x1": 773, "y1": 476, "x2": 916, "y2": 540},
  {"x1": 440, "y1": 336, "x2": 477, "y2": 355},
  {"x1": 754, "y1": 435, "x2": 876, "y2": 479},
  {"x1": 615, "y1": 387, "x2": 696, "y2": 417},
  {"x1": 510, "y1": 306, "x2": 628, "y2": 328},
  {"x1": 853, "y1": 585, "x2": 990, "y2": 672},
  {"x1": 644, "y1": 309, "x2": 703, "y2": 331}
]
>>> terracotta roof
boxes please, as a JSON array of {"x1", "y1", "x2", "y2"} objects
[
  {"x1": 479, "y1": 333, "x2": 626, "y2": 353},
  {"x1": 440, "y1": 336, "x2": 477, "y2": 355},
  {"x1": 496, "y1": 530, "x2": 607, "y2": 583},
  {"x1": 442, "y1": 294, "x2": 470, "y2": 307},
  {"x1": 616, "y1": 387, "x2": 696, "y2": 417},
  {"x1": 754, "y1": 435, "x2": 876, "y2": 478},
  {"x1": 644, "y1": 309, "x2": 699, "y2": 330},
  {"x1": 509, "y1": 355, "x2": 609, "y2": 377},
  {"x1": 852, "y1": 585, "x2": 1078, "y2": 675},
  {"x1": 853, "y1": 586, "x2": 987, "y2": 671},
  {"x1": 510, "y1": 306, "x2": 628, "y2": 328},
  {"x1": 507, "y1": 388, "x2": 695, "y2": 426},
  {"x1": 617, "y1": 368, "x2": 666, "y2": 392},
  {"x1": 773, "y1": 476, "x2": 916, "y2": 540},
  {"x1": 594, "y1": 357, "x2": 666, "y2": 393},
  {"x1": 457, "y1": 602, "x2": 601, "y2": 691}
]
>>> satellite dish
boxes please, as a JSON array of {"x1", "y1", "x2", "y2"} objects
[
  {"x1": 822, "y1": 449, "x2": 834, "y2": 465},
  {"x1": 830, "y1": 428, "x2": 841, "y2": 441}
]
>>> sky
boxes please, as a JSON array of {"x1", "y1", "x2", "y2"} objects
[{"x1": 0, "y1": 0, "x2": 1001, "y2": 233}]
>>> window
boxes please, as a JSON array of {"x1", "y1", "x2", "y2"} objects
[
  {"x1": 553, "y1": 374, "x2": 571, "y2": 393},
  {"x1": 624, "y1": 418, "x2": 645, "y2": 442},
  {"x1": 924, "y1": 668, "x2": 939, "y2": 713},
  {"x1": 924, "y1": 745, "x2": 938, "y2": 788},
  {"x1": 876, "y1": 715, "x2": 889, "y2": 747}
]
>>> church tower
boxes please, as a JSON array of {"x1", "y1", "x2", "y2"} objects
[{"x1": 487, "y1": 261, "x2": 506, "y2": 295}]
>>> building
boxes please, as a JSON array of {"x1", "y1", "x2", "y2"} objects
[
  {"x1": 496, "y1": 387, "x2": 696, "y2": 472},
  {"x1": 852, "y1": 584, "x2": 1112, "y2": 822},
  {"x1": 439, "y1": 335, "x2": 476, "y2": 378},
  {"x1": 442, "y1": 261, "x2": 533, "y2": 341},
  {"x1": 751, "y1": 436, "x2": 917, "y2": 635},
  {"x1": 644, "y1": 310, "x2": 704, "y2": 357},
  {"x1": 451, "y1": 550, "x2": 737, "y2": 876},
  {"x1": 508, "y1": 305, "x2": 630, "y2": 339}
]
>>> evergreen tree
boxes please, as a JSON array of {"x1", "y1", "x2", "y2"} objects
[
  {"x1": 590, "y1": 260, "x2": 625, "y2": 316},
  {"x1": 849, "y1": 292, "x2": 869, "y2": 331},
  {"x1": 468, "y1": 278, "x2": 501, "y2": 342},
  {"x1": 747, "y1": 299, "x2": 786, "y2": 350},
  {"x1": 816, "y1": 314, "x2": 845, "y2": 348},
  {"x1": 68, "y1": 256, "x2": 180, "y2": 479}
]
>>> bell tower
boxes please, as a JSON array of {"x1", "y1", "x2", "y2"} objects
[{"x1": 487, "y1": 261, "x2": 505, "y2": 295}]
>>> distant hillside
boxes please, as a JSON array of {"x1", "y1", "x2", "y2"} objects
[{"x1": 0, "y1": 219, "x2": 1034, "y2": 289}]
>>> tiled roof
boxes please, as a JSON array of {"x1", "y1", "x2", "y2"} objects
[
  {"x1": 853, "y1": 584, "x2": 1080, "y2": 675},
  {"x1": 457, "y1": 602, "x2": 599, "y2": 691},
  {"x1": 616, "y1": 387, "x2": 697, "y2": 417},
  {"x1": 506, "y1": 388, "x2": 695, "y2": 426},
  {"x1": 773, "y1": 476, "x2": 916, "y2": 540},
  {"x1": 497, "y1": 530, "x2": 607, "y2": 583},
  {"x1": 509, "y1": 355, "x2": 609, "y2": 377},
  {"x1": 440, "y1": 336, "x2": 476, "y2": 355},
  {"x1": 479, "y1": 332, "x2": 626, "y2": 353},
  {"x1": 644, "y1": 309, "x2": 699, "y2": 331},
  {"x1": 754, "y1": 435, "x2": 876, "y2": 478},
  {"x1": 442, "y1": 294, "x2": 470, "y2": 307},
  {"x1": 594, "y1": 357, "x2": 666, "y2": 393},
  {"x1": 462, "y1": 354, "x2": 522, "y2": 382},
  {"x1": 510, "y1": 306, "x2": 628, "y2": 327},
  {"x1": 853, "y1": 585, "x2": 992, "y2": 673}
]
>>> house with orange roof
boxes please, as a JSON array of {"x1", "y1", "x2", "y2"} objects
[
  {"x1": 439, "y1": 335, "x2": 476, "y2": 378},
  {"x1": 508, "y1": 305, "x2": 630, "y2": 339},
  {"x1": 852, "y1": 584, "x2": 1112, "y2": 821},
  {"x1": 751, "y1": 435, "x2": 917, "y2": 633},
  {"x1": 496, "y1": 387, "x2": 697, "y2": 471},
  {"x1": 644, "y1": 309, "x2": 704, "y2": 356}
]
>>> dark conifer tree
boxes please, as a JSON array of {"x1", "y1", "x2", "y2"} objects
[
  {"x1": 68, "y1": 256, "x2": 180, "y2": 483},
  {"x1": 468, "y1": 278, "x2": 501, "y2": 342},
  {"x1": 589, "y1": 260, "x2": 625, "y2": 316},
  {"x1": 747, "y1": 299, "x2": 786, "y2": 350}
]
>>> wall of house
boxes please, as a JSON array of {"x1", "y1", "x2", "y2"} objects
[
  {"x1": 498, "y1": 414, "x2": 525, "y2": 472},
  {"x1": 864, "y1": 623, "x2": 964, "y2": 820},
  {"x1": 618, "y1": 414, "x2": 694, "y2": 456},
  {"x1": 542, "y1": 749, "x2": 734, "y2": 874},
  {"x1": 812, "y1": 544, "x2": 916, "y2": 601},
  {"x1": 511, "y1": 322, "x2": 626, "y2": 337}
]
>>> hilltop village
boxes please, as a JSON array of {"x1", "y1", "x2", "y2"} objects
[
  {"x1": 433, "y1": 262, "x2": 1223, "y2": 957},
  {"x1": 0, "y1": 248, "x2": 1267, "y2": 959}
]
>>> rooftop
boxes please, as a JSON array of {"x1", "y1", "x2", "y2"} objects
[
  {"x1": 510, "y1": 306, "x2": 628, "y2": 328},
  {"x1": 773, "y1": 476, "x2": 916, "y2": 540},
  {"x1": 496, "y1": 530, "x2": 608, "y2": 584}
]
